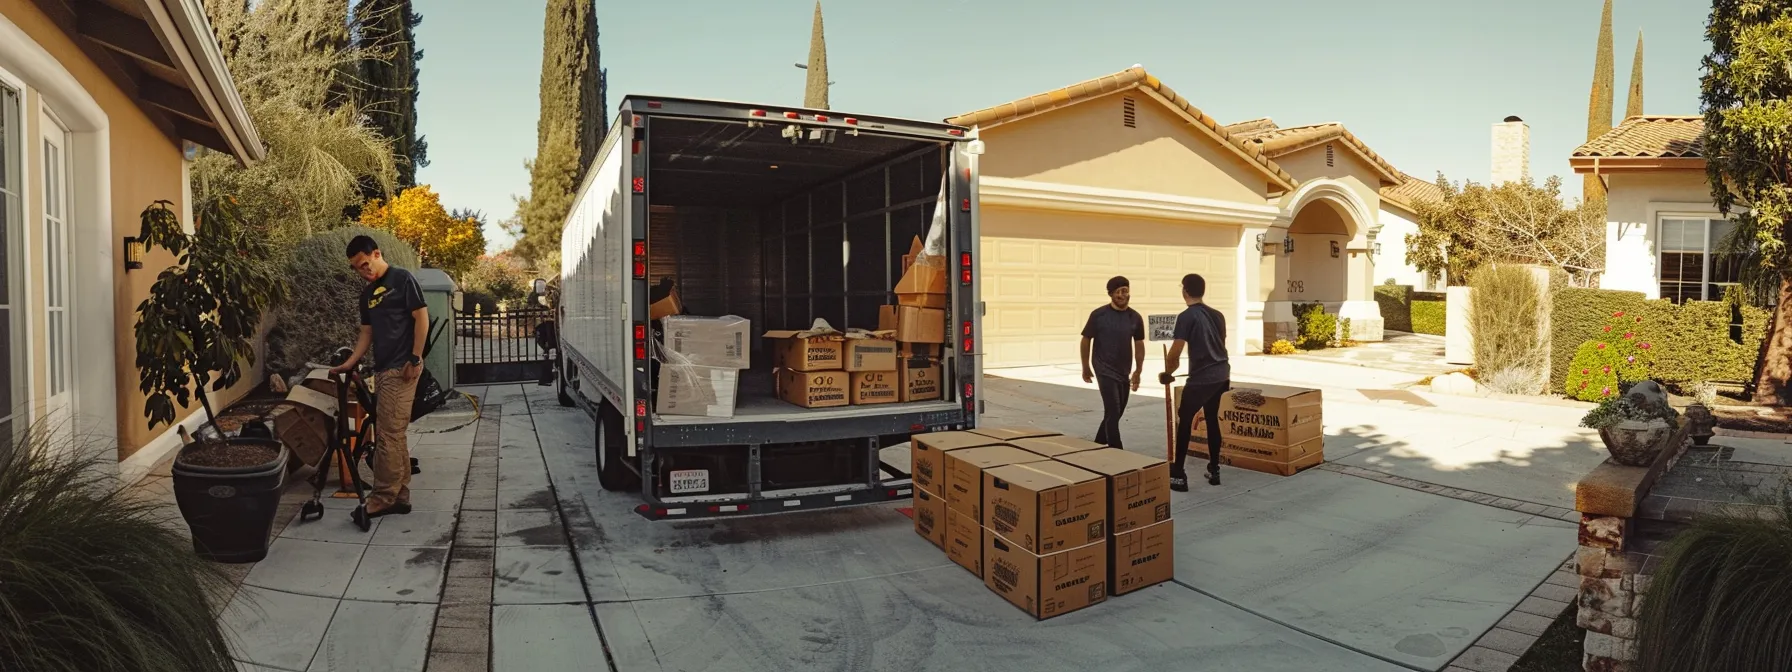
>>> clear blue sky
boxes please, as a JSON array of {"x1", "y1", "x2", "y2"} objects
[{"x1": 415, "y1": 0, "x2": 1713, "y2": 253}]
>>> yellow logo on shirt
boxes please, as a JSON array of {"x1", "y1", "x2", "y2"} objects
[{"x1": 368, "y1": 285, "x2": 389, "y2": 310}]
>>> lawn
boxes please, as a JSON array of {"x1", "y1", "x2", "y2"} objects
[{"x1": 1412, "y1": 300, "x2": 1446, "y2": 336}]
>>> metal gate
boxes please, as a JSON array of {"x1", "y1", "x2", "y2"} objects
[{"x1": 453, "y1": 306, "x2": 552, "y2": 385}]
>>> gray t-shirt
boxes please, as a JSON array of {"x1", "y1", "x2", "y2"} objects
[
  {"x1": 1173, "y1": 303, "x2": 1230, "y2": 385},
  {"x1": 359, "y1": 266, "x2": 426, "y2": 372},
  {"x1": 1082, "y1": 305, "x2": 1144, "y2": 380}
]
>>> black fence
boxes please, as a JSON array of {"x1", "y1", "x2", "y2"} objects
[{"x1": 454, "y1": 307, "x2": 553, "y2": 385}]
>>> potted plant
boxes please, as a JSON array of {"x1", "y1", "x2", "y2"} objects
[
  {"x1": 135, "y1": 197, "x2": 289, "y2": 563},
  {"x1": 1580, "y1": 386, "x2": 1680, "y2": 467}
]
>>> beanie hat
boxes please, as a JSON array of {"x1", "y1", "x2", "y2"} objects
[{"x1": 1107, "y1": 276, "x2": 1130, "y2": 295}]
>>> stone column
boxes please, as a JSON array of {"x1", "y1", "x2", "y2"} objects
[
  {"x1": 1261, "y1": 225, "x2": 1296, "y2": 347},
  {"x1": 1241, "y1": 227, "x2": 1271, "y2": 354},
  {"x1": 1338, "y1": 229, "x2": 1385, "y2": 342},
  {"x1": 1573, "y1": 424, "x2": 1690, "y2": 672}
]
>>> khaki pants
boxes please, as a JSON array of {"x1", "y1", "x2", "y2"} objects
[{"x1": 370, "y1": 370, "x2": 419, "y2": 510}]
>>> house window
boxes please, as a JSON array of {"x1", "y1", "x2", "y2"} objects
[
  {"x1": 1659, "y1": 217, "x2": 1742, "y2": 303},
  {"x1": 0, "y1": 80, "x2": 20, "y2": 455}
]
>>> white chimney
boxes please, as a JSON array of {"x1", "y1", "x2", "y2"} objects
[{"x1": 1491, "y1": 116, "x2": 1530, "y2": 185}]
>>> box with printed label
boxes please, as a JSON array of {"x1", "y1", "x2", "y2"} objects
[
  {"x1": 764, "y1": 330, "x2": 844, "y2": 372},
  {"x1": 656, "y1": 365, "x2": 740, "y2": 417},
  {"x1": 968, "y1": 427, "x2": 1061, "y2": 442},
  {"x1": 909, "y1": 432, "x2": 1005, "y2": 496},
  {"x1": 842, "y1": 337, "x2": 898, "y2": 372},
  {"x1": 850, "y1": 371, "x2": 899, "y2": 405},
  {"x1": 892, "y1": 306, "x2": 946, "y2": 344},
  {"x1": 1179, "y1": 383, "x2": 1323, "y2": 446},
  {"x1": 1189, "y1": 436, "x2": 1324, "y2": 477},
  {"x1": 1110, "y1": 519, "x2": 1174, "y2": 596},
  {"x1": 1010, "y1": 436, "x2": 1105, "y2": 459},
  {"x1": 776, "y1": 369, "x2": 849, "y2": 409},
  {"x1": 945, "y1": 509, "x2": 982, "y2": 577},
  {"x1": 898, "y1": 359, "x2": 942, "y2": 402},
  {"x1": 983, "y1": 461, "x2": 1108, "y2": 554},
  {"x1": 661, "y1": 315, "x2": 750, "y2": 369},
  {"x1": 1057, "y1": 448, "x2": 1172, "y2": 534},
  {"x1": 913, "y1": 487, "x2": 946, "y2": 550},
  {"x1": 944, "y1": 445, "x2": 1048, "y2": 522},
  {"x1": 983, "y1": 532, "x2": 1107, "y2": 620}
]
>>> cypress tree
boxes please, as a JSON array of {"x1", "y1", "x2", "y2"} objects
[
  {"x1": 804, "y1": 2, "x2": 830, "y2": 110},
  {"x1": 1626, "y1": 30, "x2": 1645, "y2": 120},
  {"x1": 352, "y1": 0, "x2": 427, "y2": 188},
  {"x1": 1584, "y1": 0, "x2": 1615, "y2": 203},
  {"x1": 515, "y1": 0, "x2": 604, "y2": 269}
]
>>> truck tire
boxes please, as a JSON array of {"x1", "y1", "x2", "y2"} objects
[
  {"x1": 556, "y1": 355, "x2": 575, "y2": 407},
  {"x1": 596, "y1": 402, "x2": 638, "y2": 492}
]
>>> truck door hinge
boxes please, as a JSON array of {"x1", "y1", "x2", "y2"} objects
[{"x1": 979, "y1": 301, "x2": 986, "y2": 317}]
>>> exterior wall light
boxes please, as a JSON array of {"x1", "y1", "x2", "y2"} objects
[
  {"x1": 124, "y1": 237, "x2": 143, "y2": 271},
  {"x1": 1283, "y1": 237, "x2": 1295, "y2": 255}
]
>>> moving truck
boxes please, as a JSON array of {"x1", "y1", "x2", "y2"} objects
[{"x1": 556, "y1": 96, "x2": 984, "y2": 520}]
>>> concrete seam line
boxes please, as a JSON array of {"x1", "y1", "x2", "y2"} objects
[
  {"x1": 1442, "y1": 550, "x2": 1576, "y2": 668},
  {"x1": 587, "y1": 564, "x2": 957, "y2": 605},
  {"x1": 1169, "y1": 578, "x2": 1433, "y2": 672},
  {"x1": 525, "y1": 387, "x2": 621, "y2": 672}
]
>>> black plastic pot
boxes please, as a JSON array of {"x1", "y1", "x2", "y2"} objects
[{"x1": 171, "y1": 437, "x2": 290, "y2": 563}]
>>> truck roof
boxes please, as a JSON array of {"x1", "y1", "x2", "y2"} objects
[{"x1": 617, "y1": 95, "x2": 969, "y2": 140}]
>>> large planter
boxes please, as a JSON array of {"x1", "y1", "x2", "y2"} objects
[
  {"x1": 1597, "y1": 418, "x2": 1674, "y2": 467},
  {"x1": 171, "y1": 437, "x2": 290, "y2": 563}
]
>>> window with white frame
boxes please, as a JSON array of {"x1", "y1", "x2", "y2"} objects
[
  {"x1": 0, "y1": 78, "x2": 21, "y2": 455},
  {"x1": 1659, "y1": 217, "x2": 1742, "y2": 304}
]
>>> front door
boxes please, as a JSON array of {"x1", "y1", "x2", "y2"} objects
[
  {"x1": 0, "y1": 79, "x2": 22, "y2": 454},
  {"x1": 40, "y1": 111, "x2": 71, "y2": 421}
]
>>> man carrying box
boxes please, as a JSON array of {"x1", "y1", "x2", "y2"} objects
[
  {"x1": 1159, "y1": 274, "x2": 1229, "y2": 492},
  {"x1": 1080, "y1": 276, "x2": 1145, "y2": 449}
]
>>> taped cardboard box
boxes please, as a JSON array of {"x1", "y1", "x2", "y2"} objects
[
  {"x1": 1010, "y1": 436, "x2": 1105, "y2": 459},
  {"x1": 1058, "y1": 448, "x2": 1172, "y2": 535},
  {"x1": 894, "y1": 237, "x2": 947, "y2": 309},
  {"x1": 764, "y1": 327, "x2": 844, "y2": 372},
  {"x1": 984, "y1": 533, "x2": 1107, "y2": 620},
  {"x1": 892, "y1": 306, "x2": 946, "y2": 344},
  {"x1": 946, "y1": 509, "x2": 982, "y2": 577},
  {"x1": 662, "y1": 315, "x2": 750, "y2": 369},
  {"x1": 944, "y1": 445, "x2": 1048, "y2": 522},
  {"x1": 657, "y1": 365, "x2": 740, "y2": 417},
  {"x1": 1178, "y1": 384, "x2": 1323, "y2": 446},
  {"x1": 1110, "y1": 519, "x2": 1174, "y2": 596},
  {"x1": 850, "y1": 371, "x2": 899, "y2": 405},
  {"x1": 776, "y1": 369, "x2": 849, "y2": 409},
  {"x1": 878, "y1": 305, "x2": 899, "y2": 332},
  {"x1": 272, "y1": 385, "x2": 336, "y2": 467},
  {"x1": 910, "y1": 431, "x2": 1005, "y2": 495},
  {"x1": 898, "y1": 358, "x2": 942, "y2": 402},
  {"x1": 1189, "y1": 435, "x2": 1324, "y2": 477},
  {"x1": 984, "y1": 461, "x2": 1108, "y2": 554},
  {"x1": 649, "y1": 288, "x2": 683, "y2": 321},
  {"x1": 968, "y1": 426, "x2": 1061, "y2": 442},
  {"x1": 913, "y1": 487, "x2": 946, "y2": 550},
  {"x1": 842, "y1": 334, "x2": 897, "y2": 372}
]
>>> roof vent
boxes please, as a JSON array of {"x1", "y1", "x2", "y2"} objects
[
  {"x1": 1122, "y1": 97, "x2": 1137, "y2": 128},
  {"x1": 1325, "y1": 144, "x2": 1335, "y2": 168}
]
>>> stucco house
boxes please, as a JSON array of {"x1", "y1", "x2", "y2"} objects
[
  {"x1": 948, "y1": 67, "x2": 1420, "y2": 366},
  {"x1": 1377, "y1": 173, "x2": 1446, "y2": 290},
  {"x1": 1572, "y1": 116, "x2": 1723, "y2": 303},
  {"x1": 2, "y1": 0, "x2": 263, "y2": 480}
]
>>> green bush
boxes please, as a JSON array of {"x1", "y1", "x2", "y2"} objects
[
  {"x1": 1295, "y1": 303, "x2": 1337, "y2": 350},
  {"x1": 1268, "y1": 339, "x2": 1297, "y2": 355},
  {"x1": 463, "y1": 254, "x2": 530, "y2": 303},
  {"x1": 1549, "y1": 288, "x2": 1765, "y2": 394},
  {"x1": 1376, "y1": 284, "x2": 1414, "y2": 332},
  {"x1": 1411, "y1": 300, "x2": 1446, "y2": 336},
  {"x1": 266, "y1": 226, "x2": 419, "y2": 376},
  {"x1": 1468, "y1": 266, "x2": 1547, "y2": 393}
]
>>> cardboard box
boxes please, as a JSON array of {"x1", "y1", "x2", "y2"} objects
[
  {"x1": 944, "y1": 445, "x2": 1048, "y2": 522},
  {"x1": 850, "y1": 371, "x2": 899, "y2": 405},
  {"x1": 894, "y1": 237, "x2": 947, "y2": 309},
  {"x1": 661, "y1": 315, "x2": 750, "y2": 369},
  {"x1": 842, "y1": 336, "x2": 897, "y2": 372},
  {"x1": 1111, "y1": 519, "x2": 1174, "y2": 596},
  {"x1": 299, "y1": 368, "x2": 339, "y2": 397},
  {"x1": 764, "y1": 329, "x2": 844, "y2": 372},
  {"x1": 984, "y1": 533, "x2": 1107, "y2": 620},
  {"x1": 649, "y1": 288, "x2": 683, "y2": 321},
  {"x1": 1189, "y1": 435, "x2": 1324, "y2": 476},
  {"x1": 892, "y1": 306, "x2": 946, "y2": 344},
  {"x1": 897, "y1": 342, "x2": 942, "y2": 360},
  {"x1": 1057, "y1": 448, "x2": 1172, "y2": 535},
  {"x1": 776, "y1": 369, "x2": 849, "y2": 409},
  {"x1": 1179, "y1": 384, "x2": 1323, "y2": 446},
  {"x1": 657, "y1": 365, "x2": 740, "y2": 417},
  {"x1": 913, "y1": 487, "x2": 946, "y2": 550},
  {"x1": 946, "y1": 510, "x2": 982, "y2": 577},
  {"x1": 1010, "y1": 436, "x2": 1105, "y2": 459},
  {"x1": 984, "y1": 461, "x2": 1108, "y2": 554},
  {"x1": 272, "y1": 385, "x2": 336, "y2": 467},
  {"x1": 898, "y1": 358, "x2": 942, "y2": 402},
  {"x1": 968, "y1": 427, "x2": 1061, "y2": 441},
  {"x1": 878, "y1": 305, "x2": 899, "y2": 332},
  {"x1": 909, "y1": 431, "x2": 1006, "y2": 496}
]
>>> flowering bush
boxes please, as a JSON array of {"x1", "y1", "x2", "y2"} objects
[
  {"x1": 1268, "y1": 339, "x2": 1297, "y2": 355},
  {"x1": 1563, "y1": 310, "x2": 1656, "y2": 402}
]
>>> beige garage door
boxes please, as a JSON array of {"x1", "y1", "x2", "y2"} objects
[{"x1": 980, "y1": 208, "x2": 1238, "y2": 369}]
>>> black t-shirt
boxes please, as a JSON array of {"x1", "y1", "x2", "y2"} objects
[
  {"x1": 1081, "y1": 305, "x2": 1144, "y2": 380},
  {"x1": 360, "y1": 266, "x2": 427, "y2": 372},
  {"x1": 1174, "y1": 303, "x2": 1230, "y2": 385}
]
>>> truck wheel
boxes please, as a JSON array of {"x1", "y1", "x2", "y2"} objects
[
  {"x1": 556, "y1": 356, "x2": 575, "y2": 407},
  {"x1": 596, "y1": 403, "x2": 637, "y2": 492}
]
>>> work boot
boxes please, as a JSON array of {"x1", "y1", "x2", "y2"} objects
[
  {"x1": 1207, "y1": 465, "x2": 1222, "y2": 487},
  {"x1": 1169, "y1": 472, "x2": 1189, "y2": 493}
]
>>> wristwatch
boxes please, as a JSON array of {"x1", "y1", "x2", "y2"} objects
[{"x1": 403, "y1": 354, "x2": 421, "y2": 366}]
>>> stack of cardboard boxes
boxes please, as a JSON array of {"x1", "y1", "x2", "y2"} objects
[
  {"x1": 1180, "y1": 383, "x2": 1325, "y2": 476},
  {"x1": 655, "y1": 315, "x2": 752, "y2": 417},
  {"x1": 764, "y1": 327, "x2": 919, "y2": 408},
  {"x1": 882, "y1": 237, "x2": 946, "y2": 405},
  {"x1": 909, "y1": 427, "x2": 1174, "y2": 620}
]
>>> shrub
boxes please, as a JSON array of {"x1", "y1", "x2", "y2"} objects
[
  {"x1": 1633, "y1": 496, "x2": 1792, "y2": 672},
  {"x1": 1411, "y1": 300, "x2": 1446, "y2": 336},
  {"x1": 266, "y1": 226, "x2": 419, "y2": 376},
  {"x1": 1579, "y1": 396, "x2": 1677, "y2": 429},
  {"x1": 1468, "y1": 265, "x2": 1547, "y2": 394},
  {"x1": 1341, "y1": 317, "x2": 1353, "y2": 345},
  {"x1": 463, "y1": 254, "x2": 530, "y2": 304},
  {"x1": 1268, "y1": 339, "x2": 1297, "y2": 355},
  {"x1": 1295, "y1": 303, "x2": 1337, "y2": 350},
  {"x1": 1376, "y1": 284, "x2": 1414, "y2": 332},
  {"x1": 1563, "y1": 311, "x2": 1655, "y2": 402}
]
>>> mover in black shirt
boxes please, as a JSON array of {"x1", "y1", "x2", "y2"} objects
[
  {"x1": 1080, "y1": 276, "x2": 1145, "y2": 448},
  {"x1": 331, "y1": 235, "x2": 427, "y2": 518},
  {"x1": 1159, "y1": 273, "x2": 1230, "y2": 491}
]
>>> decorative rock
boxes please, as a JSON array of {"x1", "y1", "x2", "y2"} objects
[
  {"x1": 1577, "y1": 546, "x2": 1609, "y2": 577},
  {"x1": 1580, "y1": 577, "x2": 1632, "y2": 618},
  {"x1": 1585, "y1": 631, "x2": 1637, "y2": 662},
  {"x1": 1430, "y1": 372, "x2": 1482, "y2": 396},
  {"x1": 1578, "y1": 605, "x2": 1639, "y2": 639},
  {"x1": 1579, "y1": 516, "x2": 1626, "y2": 551},
  {"x1": 1623, "y1": 381, "x2": 1674, "y2": 419},
  {"x1": 1632, "y1": 574, "x2": 1651, "y2": 596}
]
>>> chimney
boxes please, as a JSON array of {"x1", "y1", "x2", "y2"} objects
[{"x1": 1491, "y1": 116, "x2": 1530, "y2": 185}]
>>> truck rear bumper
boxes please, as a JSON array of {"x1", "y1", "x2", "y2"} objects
[{"x1": 633, "y1": 478, "x2": 915, "y2": 520}]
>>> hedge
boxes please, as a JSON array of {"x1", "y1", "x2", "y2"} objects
[
  {"x1": 1376, "y1": 284, "x2": 1413, "y2": 332},
  {"x1": 1412, "y1": 300, "x2": 1446, "y2": 336},
  {"x1": 1548, "y1": 287, "x2": 1767, "y2": 394}
]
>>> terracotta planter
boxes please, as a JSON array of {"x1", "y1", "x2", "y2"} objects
[{"x1": 1597, "y1": 418, "x2": 1674, "y2": 467}]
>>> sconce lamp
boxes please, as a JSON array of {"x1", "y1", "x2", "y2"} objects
[
  {"x1": 1254, "y1": 233, "x2": 1265, "y2": 253},
  {"x1": 1330, "y1": 240, "x2": 1341, "y2": 259},
  {"x1": 1283, "y1": 236, "x2": 1295, "y2": 256},
  {"x1": 123, "y1": 237, "x2": 143, "y2": 271},
  {"x1": 1373, "y1": 242, "x2": 1384, "y2": 255}
]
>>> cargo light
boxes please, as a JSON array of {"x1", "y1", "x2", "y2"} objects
[
  {"x1": 962, "y1": 321, "x2": 973, "y2": 354},
  {"x1": 632, "y1": 241, "x2": 647, "y2": 279},
  {"x1": 750, "y1": 109, "x2": 767, "y2": 117},
  {"x1": 646, "y1": 101, "x2": 663, "y2": 109},
  {"x1": 964, "y1": 383, "x2": 974, "y2": 399},
  {"x1": 635, "y1": 400, "x2": 647, "y2": 417},
  {"x1": 632, "y1": 177, "x2": 645, "y2": 194},
  {"x1": 784, "y1": 111, "x2": 801, "y2": 119},
  {"x1": 814, "y1": 115, "x2": 830, "y2": 122},
  {"x1": 844, "y1": 117, "x2": 859, "y2": 125},
  {"x1": 634, "y1": 324, "x2": 647, "y2": 360},
  {"x1": 947, "y1": 129, "x2": 965, "y2": 137}
]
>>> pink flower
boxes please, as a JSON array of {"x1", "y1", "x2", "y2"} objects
[
  {"x1": 1603, "y1": 326, "x2": 1613, "y2": 333},
  {"x1": 1602, "y1": 366, "x2": 1611, "y2": 374},
  {"x1": 1598, "y1": 343, "x2": 1607, "y2": 350},
  {"x1": 1640, "y1": 343, "x2": 1651, "y2": 350},
  {"x1": 1602, "y1": 387, "x2": 1612, "y2": 396},
  {"x1": 1582, "y1": 368, "x2": 1590, "y2": 375},
  {"x1": 1614, "y1": 311, "x2": 1625, "y2": 317},
  {"x1": 1624, "y1": 332, "x2": 1634, "y2": 339},
  {"x1": 1627, "y1": 355, "x2": 1636, "y2": 363},
  {"x1": 1580, "y1": 381, "x2": 1588, "y2": 389}
]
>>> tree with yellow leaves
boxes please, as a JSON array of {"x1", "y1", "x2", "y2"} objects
[{"x1": 357, "y1": 185, "x2": 485, "y2": 278}]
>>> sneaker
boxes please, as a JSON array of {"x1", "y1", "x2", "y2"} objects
[
  {"x1": 1169, "y1": 474, "x2": 1189, "y2": 492},
  {"x1": 367, "y1": 502, "x2": 412, "y2": 518},
  {"x1": 1207, "y1": 467, "x2": 1222, "y2": 487}
]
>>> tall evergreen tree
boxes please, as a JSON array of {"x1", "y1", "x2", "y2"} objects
[
  {"x1": 514, "y1": 0, "x2": 604, "y2": 269},
  {"x1": 1585, "y1": 0, "x2": 1615, "y2": 203},
  {"x1": 352, "y1": 0, "x2": 427, "y2": 188},
  {"x1": 804, "y1": 2, "x2": 830, "y2": 109},
  {"x1": 1626, "y1": 30, "x2": 1645, "y2": 119}
]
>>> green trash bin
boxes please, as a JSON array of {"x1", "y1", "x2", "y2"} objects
[{"x1": 413, "y1": 268, "x2": 456, "y2": 392}]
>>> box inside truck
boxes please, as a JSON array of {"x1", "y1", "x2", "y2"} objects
[{"x1": 643, "y1": 115, "x2": 959, "y2": 423}]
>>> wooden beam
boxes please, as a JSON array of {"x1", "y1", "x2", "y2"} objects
[
  {"x1": 138, "y1": 77, "x2": 210, "y2": 125},
  {"x1": 76, "y1": 0, "x2": 175, "y2": 70},
  {"x1": 172, "y1": 117, "x2": 231, "y2": 155}
]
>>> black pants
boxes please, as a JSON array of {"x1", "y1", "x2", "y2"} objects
[
  {"x1": 1094, "y1": 375, "x2": 1130, "y2": 448},
  {"x1": 1174, "y1": 379, "x2": 1228, "y2": 478}
]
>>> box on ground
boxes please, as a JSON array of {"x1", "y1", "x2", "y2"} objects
[
  {"x1": 945, "y1": 445, "x2": 1048, "y2": 522},
  {"x1": 1010, "y1": 435, "x2": 1105, "y2": 459},
  {"x1": 850, "y1": 371, "x2": 899, "y2": 405},
  {"x1": 946, "y1": 509, "x2": 982, "y2": 577},
  {"x1": 984, "y1": 532, "x2": 1107, "y2": 620},
  {"x1": 776, "y1": 369, "x2": 849, "y2": 409},
  {"x1": 843, "y1": 336, "x2": 897, "y2": 372},
  {"x1": 657, "y1": 365, "x2": 740, "y2": 417},
  {"x1": 1189, "y1": 436, "x2": 1324, "y2": 476},
  {"x1": 898, "y1": 358, "x2": 942, "y2": 402},
  {"x1": 913, "y1": 487, "x2": 946, "y2": 550},
  {"x1": 969, "y1": 426, "x2": 1061, "y2": 442},
  {"x1": 764, "y1": 329, "x2": 844, "y2": 372},
  {"x1": 1111, "y1": 519, "x2": 1174, "y2": 596},
  {"x1": 661, "y1": 315, "x2": 750, "y2": 369},
  {"x1": 272, "y1": 385, "x2": 335, "y2": 467},
  {"x1": 1178, "y1": 383, "x2": 1323, "y2": 446},
  {"x1": 1058, "y1": 448, "x2": 1172, "y2": 534},
  {"x1": 909, "y1": 431, "x2": 1007, "y2": 495},
  {"x1": 984, "y1": 461, "x2": 1108, "y2": 554},
  {"x1": 889, "y1": 306, "x2": 946, "y2": 344}
]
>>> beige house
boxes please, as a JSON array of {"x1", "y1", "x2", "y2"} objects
[
  {"x1": 2, "y1": 0, "x2": 263, "y2": 480},
  {"x1": 1571, "y1": 116, "x2": 1721, "y2": 303},
  {"x1": 948, "y1": 67, "x2": 1411, "y2": 367}
]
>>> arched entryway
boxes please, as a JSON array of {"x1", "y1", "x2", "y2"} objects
[
  {"x1": 1284, "y1": 198, "x2": 1352, "y2": 307},
  {"x1": 1259, "y1": 179, "x2": 1384, "y2": 348}
]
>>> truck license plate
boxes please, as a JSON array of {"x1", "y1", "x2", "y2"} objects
[{"x1": 669, "y1": 469, "x2": 709, "y2": 494}]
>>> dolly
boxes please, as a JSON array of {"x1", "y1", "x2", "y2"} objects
[{"x1": 295, "y1": 348, "x2": 421, "y2": 531}]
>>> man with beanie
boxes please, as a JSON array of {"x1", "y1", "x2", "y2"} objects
[
  {"x1": 1160, "y1": 273, "x2": 1229, "y2": 492},
  {"x1": 1081, "y1": 276, "x2": 1146, "y2": 448}
]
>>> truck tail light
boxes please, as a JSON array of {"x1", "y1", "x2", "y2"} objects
[
  {"x1": 960, "y1": 253, "x2": 972, "y2": 285},
  {"x1": 632, "y1": 177, "x2": 645, "y2": 194},
  {"x1": 962, "y1": 322, "x2": 973, "y2": 354},
  {"x1": 963, "y1": 383, "x2": 974, "y2": 399},
  {"x1": 814, "y1": 115, "x2": 829, "y2": 122},
  {"x1": 632, "y1": 241, "x2": 646, "y2": 278},
  {"x1": 646, "y1": 101, "x2": 663, "y2": 109},
  {"x1": 784, "y1": 111, "x2": 801, "y2": 119},
  {"x1": 634, "y1": 324, "x2": 647, "y2": 360},
  {"x1": 960, "y1": 198, "x2": 970, "y2": 212},
  {"x1": 635, "y1": 400, "x2": 647, "y2": 417},
  {"x1": 947, "y1": 129, "x2": 964, "y2": 137},
  {"x1": 844, "y1": 117, "x2": 858, "y2": 125},
  {"x1": 750, "y1": 109, "x2": 766, "y2": 117}
]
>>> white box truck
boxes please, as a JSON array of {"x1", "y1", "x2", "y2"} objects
[{"x1": 556, "y1": 96, "x2": 984, "y2": 520}]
